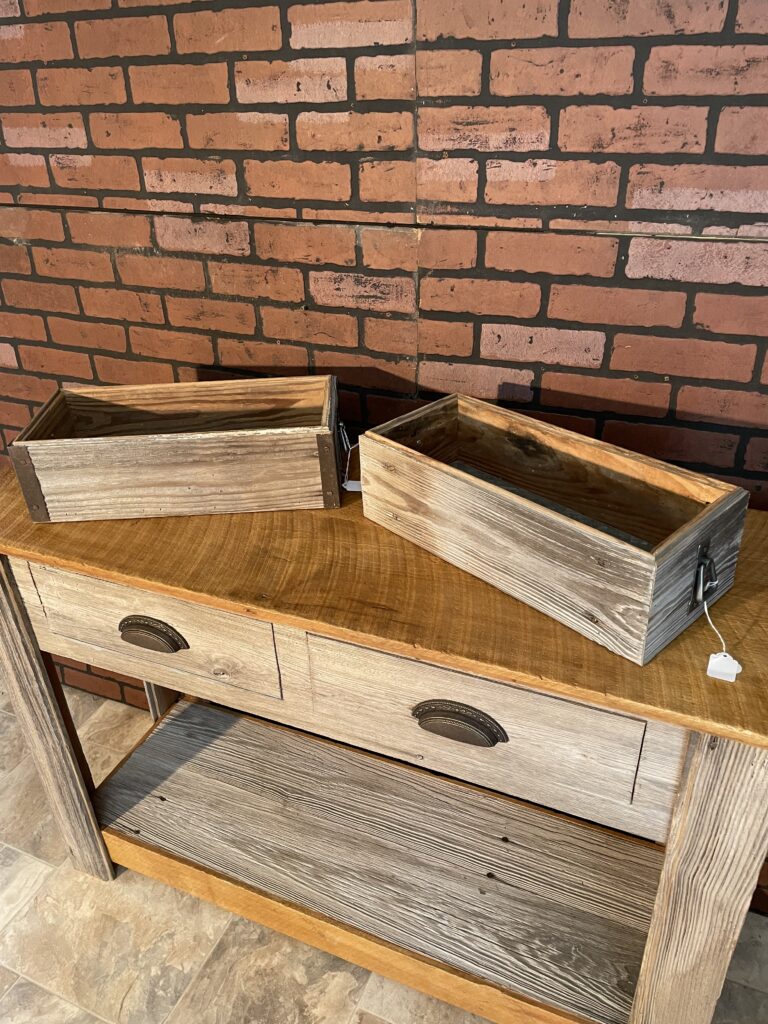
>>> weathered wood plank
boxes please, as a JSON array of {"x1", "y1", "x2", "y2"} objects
[
  {"x1": 630, "y1": 734, "x2": 768, "y2": 1024},
  {"x1": 144, "y1": 682, "x2": 178, "y2": 721},
  {"x1": 0, "y1": 557, "x2": 112, "y2": 880},
  {"x1": 96, "y1": 700, "x2": 663, "y2": 1024}
]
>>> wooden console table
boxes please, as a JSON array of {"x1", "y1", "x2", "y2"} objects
[{"x1": 0, "y1": 466, "x2": 766, "y2": 1024}]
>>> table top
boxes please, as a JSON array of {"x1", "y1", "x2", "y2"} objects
[{"x1": 0, "y1": 468, "x2": 766, "y2": 747}]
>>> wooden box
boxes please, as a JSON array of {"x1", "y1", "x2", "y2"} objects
[
  {"x1": 360, "y1": 394, "x2": 748, "y2": 665},
  {"x1": 10, "y1": 376, "x2": 341, "y2": 523}
]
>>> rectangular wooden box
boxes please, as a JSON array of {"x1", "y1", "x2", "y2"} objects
[
  {"x1": 10, "y1": 376, "x2": 341, "y2": 523},
  {"x1": 360, "y1": 394, "x2": 748, "y2": 665}
]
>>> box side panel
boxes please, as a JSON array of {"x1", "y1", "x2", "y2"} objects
[
  {"x1": 360, "y1": 436, "x2": 655, "y2": 664},
  {"x1": 8, "y1": 444, "x2": 50, "y2": 523},
  {"x1": 644, "y1": 490, "x2": 749, "y2": 664},
  {"x1": 27, "y1": 431, "x2": 325, "y2": 521}
]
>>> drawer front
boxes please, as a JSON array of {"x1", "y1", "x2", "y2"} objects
[
  {"x1": 14, "y1": 560, "x2": 282, "y2": 708},
  {"x1": 302, "y1": 634, "x2": 686, "y2": 842}
]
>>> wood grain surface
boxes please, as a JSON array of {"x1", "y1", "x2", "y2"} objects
[
  {"x1": 96, "y1": 699, "x2": 663, "y2": 1024},
  {"x1": 0, "y1": 469, "x2": 765, "y2": 746}
]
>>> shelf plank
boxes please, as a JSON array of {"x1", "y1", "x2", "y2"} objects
[{"x1": 95, "y1": 700, "x2": 662, "y2": 1024}]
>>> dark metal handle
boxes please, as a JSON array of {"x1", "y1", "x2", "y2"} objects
[
  {"x1": 118, "y1": 615, "x2": 189, "y2": 654},
  {"x1": 412, "y1": 700, "x2": 508, "y2": 748}
]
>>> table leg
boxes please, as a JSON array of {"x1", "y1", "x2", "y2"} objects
[
  {"x1": 630, "y1": 732, "x2": 768, "y2": 1024},
  {"x1": 0, "y1": 557, "x2": 113, "y2": 880}
]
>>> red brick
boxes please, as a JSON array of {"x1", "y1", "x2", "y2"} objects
[
  {"x1": 63, "y1": 667, "x2": 120, "y2": 701},
  {"x1": 364, "y1": 318, "x2": 417, "y2": 355},
  {"x1": 95, "y1": 355, "x2": 174, "y2": 384},
  {"x1": 143, "y1": 157, "x2": 237, "y2": 197},
  {"x1": 416, "y1": 50, "x2": 482, "y2": 97},
  {"x1": 4, "y1": 278, "x2": 78, "y2": 314},
  {"x1": 486, "y1": 231, "x2": 617, "y2": 277},
  {"x1": 174, "y1": 7, "x2": 280, "y2": 54},
  {"x1": 542, "y1": 373, "x2": 671, "y2": 417},
  {"x1": 485, "y1": 159, "x2": 620, "y2": 207},
  {"x1": 155, "y1": 216, "x2": 250, "y2": 256},
  {"x1": 491, "y1": 46, "x2": 634, "y2": 97},
  {"x1": 361, "y1": 226, "x2": 417, "y2": 271},
  {"x1": 261, "y1": 305, "x2": 357, "y2": 347},
  {"x1": 0, "y1": 310, "x2": 46, "y2": 341},
  {"x1": 217, "y1": 338, "x2": 309, "y2": 371},
  {"x1": 75, "y1": 15, "x2": 170, "y2": 58},
  {"x1": 737, "y1": 0, "x2": 763, "y2": 32},
  {"x1": 0, "y1": 398, "x2": 31, "y2": 428},
  {"x1": 1, "y1": 112, "x2": 86, "y2": 149},
  {"x1": 694, "y1": 293, "x2": 768, "y2": 337},
  {"x1": 235, "y1": 58, "x2": 347, "y2": 104},
  {"x1": 0, "y1": 1, "x2": 18, "y2": 17},
  {"x1": 0, "y1": 153, "x2": 49, "y2": 188},
  {"x1": 26, "y1": 0, "x2": 110, "y2": 16},
  {"x1": 366, "y1": 395, "x2": 423, "y2": 423},
  {"x1": 355, "y1": 55, "x2": 415, "y2": 100},
  {"x1": 245, "y1": 159, "x2": 351, "y2": 201},
  {"x1": 129, "y1": 63, "x2": 229, "y2": 105},
  {"x1": 645, "y1": 45, "x2": 768, "y2": 96},
  {"x1": 418, "y1": 0, "x2": 557, "y2": 41},
  {"x1": 208, "y1": 261, "x2": 304, "y2": 303},
  {"x1": 678, "y1": 386, "x2": 768, "y2": 429},
  {"x1": 123, "y1": 685, "x2": 150, "y2": 710},
  {"x1": 419, "y1": 361, "x2": 533, "y2": 401},
  {"x1": 421, "y1": 277, "x2": 540, "y2": 318},
  {"x1": 418, "y1": 319, "x2": 473, "y2": 357},
  {"x1": 419, "y1": 105, "x2": 548, "y2": 153},
  {"x1": 559, "y1": 105, "x2": 707, "y2": 155},
  {"x1": 716, "y1": 108, "x2": 768, "y2": 156},
  {"x1": 603, "y1": 422, "x2": 739, "y2": 470},
  {"x1": 80, "y1": 286, "x2": 163, "y2": 323},
  {"x1": 50, "y1": 154, "x2": 139, "y2": 192},
  {"x1": 91, "y1": 112, "x2": 182, "y2": 150},
  {"x1": 418, "y1": 229, "x2": 476, "y2": 270},
  {"x1": 68, "y1": 210, "x2": 149, "y2": 248},
  {"x1": 745, "y1": 437, "x2": 768, "y2": 472},
  {"x1": 48, "y1": 316, "x2": 126, "y2": 352},
  {"x1": 296, "y1": 111, "x2": 413, "y2": 152},
  {"x1": 37, "y1": 66, "x2": 126, "y2": 107},
  {"x1": 254, "y1": 222, "x2": 356, "y2": 266},
  {"x1": 569, "y1": 0, "x2": 727, "y2": 37},
  {"x1": 611, "y1": 332, "x2": 756, "y2": 382},
  {"x1": 129, "y1": 325, "x2": 213, "y2": 363},
  {"x1": 417, "y1": 158, "x2": 478, "y2": 203},
  {"x1": 359, "y1": 159, "x2": 415, "y2": 204},
  {"x1": 166, "y1": 295, "x2": 255, "y2": 335},
  {"x1": 0, "y1": 23, "x2": 73, "y2": 64},
  {"x1": 315, "y1": 349, "x2": 416, "y2": 391},
  {"x1": 290, "y1": 1, "x2": 412, "y2": 49},
  {"x1": 0, "y1": 243, "x2": 30, "y2": 275},
  {"x1": 117, "y1": 252, "x2": 204, "y2": 291},
  {"x1": 628, "y1": 238, "x2": 768, "y2": 288},
  {"x1": 0, "y1": 370, "x2": 57, "y2": 403},
  {"x1": 0, "y1": 345, "x2": 17, "y2": 369},
  {"x1": 628, "y1": 163, "x2": 768, "y2": 214},
  {"x1": 186, "y1": 112, "x2": 287, "y2": 152},
  {"x1": 310, "y1": 271, "x2": 415, "y2": 313},
  {"x1": 33, "y1": 246, "x2": 114, "y2": 283},
  {"x1": 481, "y1": 324, "x2": 605, "y2": 367},
  {"x1": 549, "y1": 285, "x2": 686, "y2": 328},
  {"x1": 19, "y1": 344, "x2": 92, "y2": 379},
  {"x1": 17, "y1": 194, "x2": 99, "y2": 209},
  {"x1": 0, "y1": 70, "x2": 34, "y2": 107}
]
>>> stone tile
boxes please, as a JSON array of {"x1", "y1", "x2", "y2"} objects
[
  {"x1": 0, "y1": 712, "x2": 27, "y2": 776},
  {"x1": 0, "y1": 679, "x2": 12, "y2": 714},
  {"x1": 726, "y1": 912, "x2": 768, "y2": 994},
  {"x1": 0, "y1": 755, "x2": 68, "y2": 866},
  {"x1": 63, "y1": 685, "x2": 106, "y2": 730},
  {"x1": 355, "y1": 975, "x2": 487, "y2": 1024},
  {"x1": 714, "y1": 979, "x2": 768, "y2": 1023},
  {"x1": 0, "y1": 844, "x2": 53, "y2": 931},
  {"x1": 0, "y1": 977, "x2": 104, "y2": 1024},
  {"x1": 77, "y1": 700, "x2": 151, "y2": 759},
  {"x1": 166, "y1": 916, "x2": 368, "y2": 1024},
  {"x1": 83, "y1": 742, "x2": 127, "y2": 787},
  {"x1": 0, "y1": 965, "x2": 16, "y2": 999},
  {"x1": 0, "y1": 861, "x2": 231, "y2": 1024}
]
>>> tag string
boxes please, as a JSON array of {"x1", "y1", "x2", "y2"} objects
[{"x1": 703, "y1": 597, "x2": 727, "y2": 653}]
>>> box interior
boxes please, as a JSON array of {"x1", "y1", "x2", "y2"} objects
[
  {"x1": 377, "y1": 397, "x2": 717, "y2": 550},
  {"x1": 24, "y1": 379, "x2": 329, "y2": 441}
]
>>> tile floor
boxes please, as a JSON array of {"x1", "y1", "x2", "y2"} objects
[{"x1": 0, "y1": 682, "x2": 766, "y2": 1024}]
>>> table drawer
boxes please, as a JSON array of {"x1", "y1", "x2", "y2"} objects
[
  {"x1": 301, "y1": 634, "x2": 687, "y2": 842},
  {"x1": 13, "y1": 560, "x2": 282, "y2": 709}
]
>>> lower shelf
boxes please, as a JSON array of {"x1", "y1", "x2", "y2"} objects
[{"x1": 94, "y1": 699, "x2": 661, "y2": 1024}]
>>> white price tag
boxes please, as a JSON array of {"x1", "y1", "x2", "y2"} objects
[{"x1": 707, "y1": 652, "x2": 742, "y2": 683}]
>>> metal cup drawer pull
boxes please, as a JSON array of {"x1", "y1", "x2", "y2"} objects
[
  {"x1": 118, "y1": 615, "x2": 190, "y2": 654},
  {"x1": 412, "y1": 700, "x2": 508, "y2": 748}
]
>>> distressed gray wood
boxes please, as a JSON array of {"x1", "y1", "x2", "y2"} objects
[
  {"x1": 630, "y1": 734, "x2": 768, "y2": 1024},
  {"x1": 144, "y1": 682, "x2": 178, "y2": 722},
  {"x1": 0, "y1": 557, "x2": 112, "y2": 880},
  {"x1": 96, "y1": 699, "x2": 664, "y2": 1024}
]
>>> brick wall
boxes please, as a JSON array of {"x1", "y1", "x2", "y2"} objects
[{"x1": 0, "y1": 0, "x2": 767, "y2": 703}]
